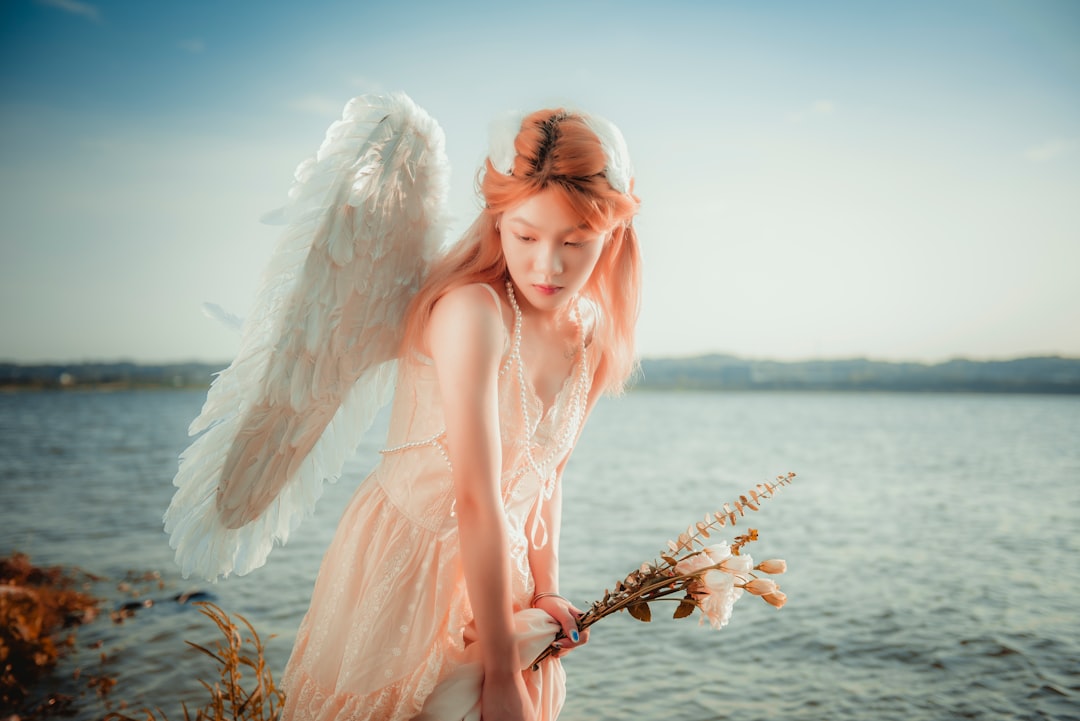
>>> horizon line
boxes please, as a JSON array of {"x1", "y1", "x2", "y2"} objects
[{"x1": 3, "y1": 352, "x2": 1079, "y2": 367}]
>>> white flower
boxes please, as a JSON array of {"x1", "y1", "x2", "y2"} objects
[
  {"x1": 695, "y1": 569, "x2": 744, "y2": 630},
  {"x1": 719, "y1": 553, "x2": 753, "y2": 575},
  {"x1": 675, "y1": 551, "x2": 713, "y2": 576},
  {"x1": 685, "y1": 549, "x2": 753, "y2": 630},
  {"x1": 703, "y1": 542, "x2": 732, "y2": 565}
]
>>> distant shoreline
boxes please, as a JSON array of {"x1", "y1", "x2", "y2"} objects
[
  {"x1": 4, "y1": 355, "x2": 1080, "y2": 394},
  {"x1": 636, "y1": 354, "x2": 1080, "y2": 394}
]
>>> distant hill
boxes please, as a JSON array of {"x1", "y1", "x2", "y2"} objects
[
  {"x1": 0, "y1": 361, "x2": 226, "y2": 390},
  {"x1": 3, "y1": 355, "x2": 1080, "y2": 394},
  {"x1": 636, "y1": 354, "x2": 1080, "y2": 393}
]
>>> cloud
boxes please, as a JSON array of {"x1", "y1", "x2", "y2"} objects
[
  {"x1": 288, "y1": 94, "x2": 343, "y2": 117},
  {"x1": 177, "y1": 38, "x2": 206, "y2": 54},
  {"x1": 789, "y1": 99, "x2": 835, "y2": 123},
  {"x1": 1024, "y1": 138, "x2": 1077, "y2": 162},
  {"x1": 36, "y1": 0, "x2": 101, "y2": 22}
]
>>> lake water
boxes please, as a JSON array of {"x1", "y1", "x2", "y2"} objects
[{"x1": 1, "y1": 389, "x2": 1078, "y2": 720}]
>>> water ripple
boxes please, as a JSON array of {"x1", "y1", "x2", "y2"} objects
[{"x1": 2, "y1": 390, "x2": 1078, "y2": 720}]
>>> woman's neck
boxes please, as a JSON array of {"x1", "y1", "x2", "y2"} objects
[{"x1": 515, "y1": 297, "x2": 575, "y2": 334}]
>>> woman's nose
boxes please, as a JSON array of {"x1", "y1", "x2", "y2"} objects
[{"x1": 536, "y1": 242, "x2": 563, "y2": 275}]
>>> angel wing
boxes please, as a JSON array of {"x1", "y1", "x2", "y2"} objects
[{"x1": 164, "y1": 92, "x2": 449, "y2": 581}]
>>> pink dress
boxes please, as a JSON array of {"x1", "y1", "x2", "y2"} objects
[{"x1": 281, "y1": 284, "x2": 591, "y2": 721}]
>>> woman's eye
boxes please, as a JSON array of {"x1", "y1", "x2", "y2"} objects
[
  {"x1": 565, "y1": 238, "x2": 592, "y2": 248},
  {"x1": 516, "y1": 235, "x2": 535, "y2": 243}
]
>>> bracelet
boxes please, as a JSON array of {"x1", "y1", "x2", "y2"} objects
[{"x1": 530, "y1": 591, "x2": 568, "y2": 607}]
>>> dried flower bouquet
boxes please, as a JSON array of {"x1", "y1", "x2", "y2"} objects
[{"x1": 532, "y1": 472, "x2": 796, "y2": 669}]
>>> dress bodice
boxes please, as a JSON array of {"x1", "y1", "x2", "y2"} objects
[{"x1": 374, "y1": 283, "x2": 591, "y2": 545}]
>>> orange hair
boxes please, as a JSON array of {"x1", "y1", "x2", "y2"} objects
[{"x1": 402, "y1": 109, "x2": 641, "y2": 395}]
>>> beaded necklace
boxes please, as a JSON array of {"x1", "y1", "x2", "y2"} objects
[
  {"x1": 380, "y1": 282, "x2": 592, "y2": 534},
  {"x1": 503, "y1": 280, "x2": 591, "y2": 495}
]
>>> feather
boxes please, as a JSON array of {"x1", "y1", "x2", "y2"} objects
[
  {"x1": 164, "y1": 93, "x2": 450, "y2": 580},
  {"x1": 201, "y1": 303, "x2": 244, "y2": 334}
]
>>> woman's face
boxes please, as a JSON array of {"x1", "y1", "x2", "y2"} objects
[{"x1": 498, "y1": 187, "x2": 606, "y2": 315}]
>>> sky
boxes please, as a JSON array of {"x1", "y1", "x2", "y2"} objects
[{"x1": 1, "y1": 0, "x2": 1078, "y2": 364}]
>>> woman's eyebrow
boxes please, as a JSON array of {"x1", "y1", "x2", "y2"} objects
[
  {"x1": 505, "y1": 215, "x2": 536, "y2": 228},
  {"x1": 505, "y1": 216, "x2": 591, "y2": 233}
]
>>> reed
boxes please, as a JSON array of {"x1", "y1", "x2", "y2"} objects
[{"x1": 106, "y1": 602, "x2": 283, "y2": 721}]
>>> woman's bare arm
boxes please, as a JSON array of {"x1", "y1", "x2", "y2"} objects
[{"x1": 427, "y1": 284, "x2": 531, "y2": 719}]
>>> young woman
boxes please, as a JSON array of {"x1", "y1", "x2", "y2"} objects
[{"x1": 167, "y1": 95, "x2": 640, "y2": 721}]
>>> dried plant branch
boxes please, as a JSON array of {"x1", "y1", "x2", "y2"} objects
[
  {"x1": 532, "y1": 473, "x2": 797, "y2": 669},
  {"x1": 105, "y1": 602, "x2": 283, "y2": 721}
]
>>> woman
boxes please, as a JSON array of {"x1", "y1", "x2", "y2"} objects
[
  {"x1": 168, "y1": 95, "x2": 640, "y2": 721},
  {"x1": 284, "y1": 103, "x2": 642, "y2": 719}
]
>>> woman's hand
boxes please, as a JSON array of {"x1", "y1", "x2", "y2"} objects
[
  {"x1": 482, "y1": 669, "x2": 534, "y2": 721},
  {"x1": 533, "y1": 594, "x2": 589, "y2": 657}
]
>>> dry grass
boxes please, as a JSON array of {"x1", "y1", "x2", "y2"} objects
[
  {"x1": 1, "y1": 554, "x2": 284, "y2": 719},
  {"x1": 105, "y1": 602, "x2": 284, "y2": 721}
]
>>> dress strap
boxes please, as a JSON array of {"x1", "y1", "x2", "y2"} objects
[
  {"x1": 478, "y1": 282, "x2": 511, "y2": 356},
  {"x1": 478, "y1": 282, "x2": 502, "y2": 310}
]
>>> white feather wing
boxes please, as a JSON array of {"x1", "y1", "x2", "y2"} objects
[{"x1": 164, "y1": 93, "x2": 449, "y2": 581}]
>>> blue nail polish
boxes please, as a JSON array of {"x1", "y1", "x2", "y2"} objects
[{"x1": 571, "y1": 630, "x2": 579, "y2": 642}]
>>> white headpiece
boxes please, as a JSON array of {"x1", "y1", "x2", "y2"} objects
[{"x1": 487, "y1": 109, "x2": 633, "y2": 194}]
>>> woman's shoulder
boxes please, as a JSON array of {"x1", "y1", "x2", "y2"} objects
[
  {"x1": 432, "y1": 282, "x2": 503, "y2": 319},
  {"x1": 427, "y1": 283, "x2": 509, "y2": 352}
]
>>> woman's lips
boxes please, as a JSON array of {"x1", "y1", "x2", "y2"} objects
[{"x1": 533, "y1": 284, "x2": 562, "y2": 296}]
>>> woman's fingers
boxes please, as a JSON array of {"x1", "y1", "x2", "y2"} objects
[
  {"x1": 556, "y1": 605, "x2": 588, "y2": 650},
  {"x1": 535, "y1": 596, "x2": 589, "y2": 654},
  {"x1": 561, "y1": 614, "x2": 580, "y2": 644}
]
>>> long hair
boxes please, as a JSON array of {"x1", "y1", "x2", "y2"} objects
[{"x1": 401, "y1": 109, "x2": 641, "y2": 395}]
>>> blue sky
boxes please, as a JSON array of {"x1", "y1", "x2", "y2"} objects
[{"x1": 1, "y1": 0, "x2": 1078, "y2": 363}]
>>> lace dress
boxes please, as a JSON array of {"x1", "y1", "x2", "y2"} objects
[{"x1": 281, "y1": 283, "x2": 591, "y2": 721}]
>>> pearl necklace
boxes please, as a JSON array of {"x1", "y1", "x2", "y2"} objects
[
  {"x1": 504, "y1": 281, "x2": 591, "y2": 496},
  {"x1": 381, "y1": 283, "x2": 593, "y2": 520}
]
